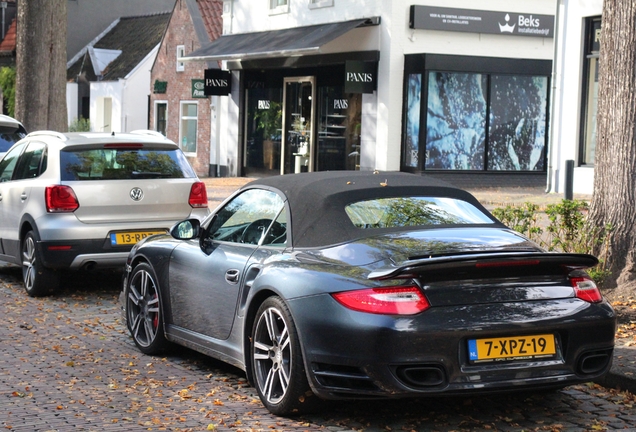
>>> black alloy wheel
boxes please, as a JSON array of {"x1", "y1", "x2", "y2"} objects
[
  {"x1": 21, "y1": 230, "x2": 59, "y2": 297},
  {"x1": 126, "y1": 263, "x2": 169, "y2": 354},
  {"x1": 251, "y1": 296, "x2": 319, "y2": 415}
]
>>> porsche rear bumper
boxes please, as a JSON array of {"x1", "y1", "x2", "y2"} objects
[{"x1": 288, "y1": 294, "x2": 616, "y2": 399}]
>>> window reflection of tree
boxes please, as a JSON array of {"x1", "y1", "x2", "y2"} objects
[
  {"x1": 64, "y1": 150, "x2": 183, "y2": 179},
  {"x1": 382, "y1": 198, "x2": 462, "y2": 227},
  {"x1": 347, "y1": 198, "x2": 464, "y2": 228}
]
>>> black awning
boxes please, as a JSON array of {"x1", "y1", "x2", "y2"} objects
[{"x1": 183, "y1": 17, "x2": 379, "y2": 62}]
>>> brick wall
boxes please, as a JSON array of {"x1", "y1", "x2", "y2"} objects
[{"x1": 150, "y1": 0, "x2": 211, "y2": 177}]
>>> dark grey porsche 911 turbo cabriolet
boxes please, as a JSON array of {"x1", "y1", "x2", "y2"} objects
[{"x1": 121, "y1": 171, "x2": 615, "y2": 416}]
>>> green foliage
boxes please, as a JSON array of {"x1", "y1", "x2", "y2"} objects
[
  {"x1": 491, "y1": 203, "x2": 543, "y2": 239},
  {"x1": 68, "y1": 117, "x2": 91, "y2": 132},
  {"x1": 493, "y1": 199, "x2": 612, "y2": 286},
  {"x1": 0, "y1": 66, "x2": 16, "y2": 117},
  {"x1": 253, "y1": 101, "x2": 282, "y2": 139}
]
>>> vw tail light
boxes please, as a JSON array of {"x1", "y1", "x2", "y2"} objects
[
  {"x1": 188, "y1": 181, "x2": 208, "y2": 208},
  {"x1": 45, "y1": 185, "x2": 79, "y2": 213}
]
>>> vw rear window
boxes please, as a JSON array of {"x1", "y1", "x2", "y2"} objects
[
  {"x1": 345, "y1": 197, "x2": 494, "y2": 229},
  {"x1": 60, "y1": 147, "x2": 196, "y2": 180}
]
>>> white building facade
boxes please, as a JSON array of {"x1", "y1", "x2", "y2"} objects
[
  {"x1": 186, "y1": 0, "x2": 557, "y2": 187},
  {"x1": 550, "y1": 0, "x2": 601, "y2": 194},
  {"x1": 90, "y1": 46, "x2": 160, "y2": 133}
]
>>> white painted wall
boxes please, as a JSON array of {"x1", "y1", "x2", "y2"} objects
[
  {"x1": 88, "y1": 46, "x2": 159, "y2": 133},
  {"x1": 551, "y1": 0, "x2": 602, "y2": 194},
  {"x1": 121, "y1": 46, "x2": 158, "y2": 132},
  {"x1": 66, "y1": 83, "x2": 79, "y2": 129},
  {"x1": 223, "y1": 0, "x2": 557, "y2": 172},
  {"x1": 90, "y1": 81, "x2": 122, "y2": 132}
]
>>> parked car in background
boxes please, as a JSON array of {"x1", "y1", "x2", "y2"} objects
[
  {"x1": 0, "y1": 130, "x2": 209, "y2": 297},
  {"x1": 121, "y1": 171, "x2": 615, "y2": 416},
  {"x1": 0, "y1": 114, "x2": 27, "y2": 159}
]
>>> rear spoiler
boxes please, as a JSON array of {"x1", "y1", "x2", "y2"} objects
[{"x1": 367, "y1": 252, "x2": 599, "y2": 280}]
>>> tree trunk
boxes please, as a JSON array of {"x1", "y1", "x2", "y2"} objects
[
  {"x1": 15, "y1": 0, "x2": 67, "y2": 131},
  {"x1": 589, "y1": 0, "x2": 636, "y2": 293}
]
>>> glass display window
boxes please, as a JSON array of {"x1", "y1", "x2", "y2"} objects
[
  {"x1": 244, "y1": 87, "x2": 283, "y2": 174},
  {"x1": 403, "y1": 54, "x2": 550, "y2": 172},
  {"x1": 316, "y1": 86, "x2": 361, "y2": 171}
]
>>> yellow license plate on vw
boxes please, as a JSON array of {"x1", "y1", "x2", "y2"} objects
[
  {"x1": 110, "y1": 230, "x2": 166, "y2": 246},
  {"x1": 468, "y1": 334, "x2": 556, "y2": 362}
]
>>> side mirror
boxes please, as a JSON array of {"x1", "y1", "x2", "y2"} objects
[{"x1": 170, "y1": 219, "x2": 201, "y2": 240}]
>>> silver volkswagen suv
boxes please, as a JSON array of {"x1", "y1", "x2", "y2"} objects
[{"x1": 0, "y1": 130, "x2": 210, "y2": 296}]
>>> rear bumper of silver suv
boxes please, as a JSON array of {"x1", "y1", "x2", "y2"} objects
[{"x1": 38, "y1": 238, "x2": 135, "y2": 270}]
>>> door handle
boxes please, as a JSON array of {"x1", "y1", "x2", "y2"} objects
[
  {"x1": 21, "y1": 192, "x2": 27, "y2": 201},
  {"x1": 225, "y1": 269, "x2": 240, "y2": 285}
]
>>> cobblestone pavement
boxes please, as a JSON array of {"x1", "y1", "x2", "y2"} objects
[
  {"x1": 2, "y1": 178, "x2": 635, "y2": 431},
  {"x1": 2, "y1": 264, "x2": 636, "y2": 431}
]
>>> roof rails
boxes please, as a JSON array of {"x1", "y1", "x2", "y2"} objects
[
  {"x1": 130, "y1": 130, "x2": 168, "y2": 139},
  {"x1": 26, "y1": 131, "x2": 68, "y2": 141}
]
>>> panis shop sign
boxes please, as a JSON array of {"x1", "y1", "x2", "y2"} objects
[
  {"x1": 345, "y1": 61, "x2": 377, "y2": 94},
  {"x1": 204, "y1": 69, "x2": 232, "y2": 96}
]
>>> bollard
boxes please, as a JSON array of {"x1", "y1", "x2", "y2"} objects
[{"x1": 564, "y1": 159, "x2": 574, "y2": 200}]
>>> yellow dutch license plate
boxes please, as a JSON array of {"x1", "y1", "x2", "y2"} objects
[
  {"x1": 110, "y1": 230, "x2": 166, "y2": 246},
  {"x1": 468, "y1": 334, "x2": 556, "y2": 362}
]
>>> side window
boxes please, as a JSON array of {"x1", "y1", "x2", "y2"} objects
[
  {"x1": 14, "y1": 142, "x2": 46, "y2": 180},
  {"x1": 207, "y1": 189, "x2": 286, "y2": 245},
  {"x1": 180, "y1": 102, "x2": 198, "y2": 154},
  {"x1": 269, "y1": 0, "x2": 289, "y2": 14},
  {"x1": 0, "y1": 142, "x2": 27, "y2": 182},
  {"x1": 176, "y1": 45, "x2": 185, "y2": 72},
  {"x1": 308, "y1": 0, "x2": 333, "y2": 9},
  {"x1": 155, "y1": 101, "x2": 168, "y2": 136}
]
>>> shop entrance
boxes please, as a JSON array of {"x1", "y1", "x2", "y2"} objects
[
  {"x1": 242, "y1": 68, "x2": 362, "y2": 177},
  {"x1": 281, "y1": 77, "x2": 315, "y2": 174}
]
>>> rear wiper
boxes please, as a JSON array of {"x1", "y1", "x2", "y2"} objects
[{"x1": 131, "y1": 171, "x2": 170, "y2": 178}]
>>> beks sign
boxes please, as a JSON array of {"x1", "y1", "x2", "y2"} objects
[
  {"x1": 344, "y1": 61, "x2": 376, "y2": 94},
  {"x1": 409, "y1": 5, "x2": 554, "y2": 38},
  {"x1": 204, "y1": 69, "x2": 232, "y2": 96}
]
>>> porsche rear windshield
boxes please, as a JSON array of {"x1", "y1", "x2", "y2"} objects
[
  {"x1": 60, "y1": 147, "x2": 196, "y2": 180},
  {"x1": 345, "y1": 197, "x2": 493, "y2": 229}
]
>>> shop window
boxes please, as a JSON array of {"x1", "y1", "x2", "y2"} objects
[
  {"x1": 425, "y1": 72, "x2": 487, "y2": 170},
  {"x1": 269, "y1": 0, "x2": 289, "y2": 15},
  {"x1": 308, "y1": 0, "x2": 333, "y2": 9},
  {"x1": 244, "y1": 87, "x2": 283, "y2": 174},
  {"x1": 403, "y1": 55, "x2": 550, "y2": 172},
  {"x1": 176, "y1": 45, "x2": 185, "y2": 72},
  {"x1": 404, "y1": 74, "x2": 421, "y2": 168},
  {"x1": 179, "y1": 102, "x2": 198, "y2": 154},
  {"x1": 582, "y1": 56, "x2": 598, "y2": 165},
  {"x1": 155, "y1": 102, "x2": 167, "y2": 136},
  {"x1": 581, "y1": 17, "x2": 601, "y2": 166},
  {"x1": 487, "y1": 75, "x2": 547, "y2": 171},
  {"x1": 316, "y1": 87, "x2": 361, "y2": 171}
]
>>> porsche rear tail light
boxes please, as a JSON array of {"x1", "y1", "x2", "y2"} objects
[
  {"x1": 332, "y1": 286, "x2": 430, "y2": 315},
  {"x1": 188, "y1": 181, "x2": 208, "y2": 208},
  {"x1": 45, "y1": 185, "x2": 79, "y2": 213},
  {"x1": 571, "y1": 276, "x2": 603, "y2": 303}
]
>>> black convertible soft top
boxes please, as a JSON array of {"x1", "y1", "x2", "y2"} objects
[{"x1": 241, "y1": 171, "x2": 498, "y2": 248}]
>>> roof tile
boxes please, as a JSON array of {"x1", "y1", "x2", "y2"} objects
[
  {"x1": 198, "y1": 0, "x2": 223, "y2": 42},
  {"x1": 67, "y1": 12, "x2": 171, "y2": 81}
]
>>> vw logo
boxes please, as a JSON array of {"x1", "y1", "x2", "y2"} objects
[{"x1": 130, "y1": 187, "x2": 144, "y2": 201}]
